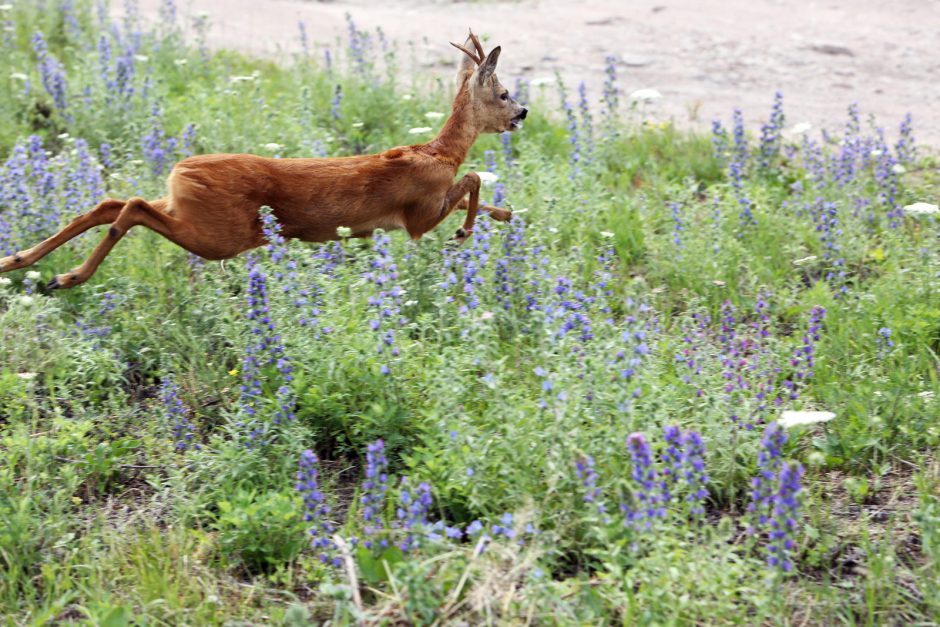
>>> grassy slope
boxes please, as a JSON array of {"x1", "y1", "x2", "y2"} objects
[{"x1": 0, "y1": 1, "x2": 939, "y2": 624}]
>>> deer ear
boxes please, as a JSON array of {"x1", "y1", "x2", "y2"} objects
[{"x1": 477, "y1": 46, "x2": 501, "y2": 85}]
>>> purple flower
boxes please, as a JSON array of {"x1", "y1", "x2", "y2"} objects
[
  {"x1": 361, "y1": 439, "x2": 389, "y2": 550},
  {"x1": 574, "y1": 456, "x2": 606, "y2": 516},
  {"x1": 395, "y1": 478, "x2": 433, "y2": 552},
  {"x1": 296, "y1": 450, "x2": 341, "y2": 567},
  {"x1": 162, "y1": 375, "x2": 198, "y2": 451},
  {"x1": 624, "y1": 432, "x2": 665, "y2": 529}
]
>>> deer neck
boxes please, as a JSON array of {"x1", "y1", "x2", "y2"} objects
[{"x1": 427, "y1": 92, "x2": 480, "y2": 170}]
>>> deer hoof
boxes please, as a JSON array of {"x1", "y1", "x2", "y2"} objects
[
  {"x1": 47, "y1": 273, "x2": 78, "y2": 290},
  {"x1": 449, "y1": 228, "x2": 471, "y2": 246}
]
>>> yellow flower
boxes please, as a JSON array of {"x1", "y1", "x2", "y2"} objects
[{"x1": 228, "y1": 368, "x2": 239, "y2": 376}]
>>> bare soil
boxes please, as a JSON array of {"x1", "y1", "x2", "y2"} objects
[{"x1": 124, "y1": 0, "x2": 940, "y2": 147}]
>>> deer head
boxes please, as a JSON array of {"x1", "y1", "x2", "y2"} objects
[{"x1": 451, "y1": 30, "x2": 528, "y2": 134}]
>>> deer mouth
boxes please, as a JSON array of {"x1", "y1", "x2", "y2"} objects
[{"x1": 509, "y1": 117, "x2": 524, "y2": 131}]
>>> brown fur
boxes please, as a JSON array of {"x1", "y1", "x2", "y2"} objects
[{"x1": 0, "y1": 30, "x2": 527, "y2": 289}]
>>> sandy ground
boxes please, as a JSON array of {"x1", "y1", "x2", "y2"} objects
[{"x1": 122, "y1": 0, "x2": 939, "y2": 147}]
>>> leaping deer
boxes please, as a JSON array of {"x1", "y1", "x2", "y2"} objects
[{"x1": 0, "y1": 30, "x2": 526, "y2": 289}]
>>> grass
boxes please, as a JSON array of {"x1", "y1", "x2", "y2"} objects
[{"x1": 0, "y1": 0, "x2": 939, "y2": 624}]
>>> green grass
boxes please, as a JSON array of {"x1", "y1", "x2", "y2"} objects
[{"x1": 0, "y1": 1, "x2": 939, "y2": 624}]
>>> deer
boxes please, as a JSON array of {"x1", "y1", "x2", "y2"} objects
[{"x1": 0, "y1": 30, "x2": 527, "y2": 289}]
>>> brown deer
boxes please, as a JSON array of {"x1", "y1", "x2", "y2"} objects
[{"x1": 0, "y1": 30, "x2": 526, "y2": 289}]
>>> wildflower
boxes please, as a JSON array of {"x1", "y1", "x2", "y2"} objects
[
  {"x1": 492, "y1": 512, "x2": 516, "y2": 539},
  {"x1": 330, "y1": 85, "x2": 342, "y2": 120},
  {"x1": 408, "y1": 127, "x2": 432, "y2": 134},
  {"x1": 361, "y1": 439, "x2": 389, "y2": 550},
  {"x1": 624, "y1": 432, "x2": 665, "y2": 529},
  {"x1": 574, "y1": 456, "x2": 606, "y2": 516},
  {"x1": 876, "y1": 326, "x2": 895, "y2": 356},
  {"x1": 682, "y1": 431, "x2": 709, "y2": 516},
  {"x1": 786, "y1": 122, "x2": 813, "y2": 135},
  {"x1": 395, "y1": 478, "x2": 433, "y2": 552},
  {"x1": 530, "y1": 76, "x2": 555, "y2": 86},
  {"x1": 162, "y1": 375, "x2": 197, "y2": 451},
  {"x1": 766, "y1": 461, "x2": 803, "y2": 573},
  {"x1": 748, "y1": 422, "x2": 787, "y2": 532},
  {"x1": 777, "y1": 410, "x2": 835, "y2": 428},
  {"x1": 902, "y1": 202, "x2": 938, "y2": 216},
  {"x1": 296, "y1": 450, "x2": 340, "y2": 567},
  {"x1": 629, "y1": 88, "x2": 662, "y2": 102},
  {"x1": 424, "y1": 111, "x2": 445, "y2": 120},
  {"x1": 476, "y1": 171, "x2": 499, "y2": 185}
]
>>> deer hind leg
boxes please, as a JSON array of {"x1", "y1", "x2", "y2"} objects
[
  {"x1": 47, "y1": 197, "x2": 202, "y2": 289},
  {"x1": 0, "y1": 198, "x2": 126, "y2": 273}
]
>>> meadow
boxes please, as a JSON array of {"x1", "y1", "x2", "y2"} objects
[{"x1": 0, "y1": 1, "x2": 939, "y2": 624}]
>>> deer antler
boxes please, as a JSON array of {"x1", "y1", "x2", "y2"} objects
[
  {"x1": 450, "y1": 28, "x2": 486, "y2": 65},
  {"x1": 468, "y1": 29, "x2": 486, "y2": 61}
]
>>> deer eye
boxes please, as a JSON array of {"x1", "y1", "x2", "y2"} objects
[{"x1": 500, "y1": 92, "x2": 509, "y2": 101}]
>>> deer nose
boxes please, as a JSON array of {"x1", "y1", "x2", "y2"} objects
[{"x1": 519, "y1": 108, "x2": 528, "y2": 119}]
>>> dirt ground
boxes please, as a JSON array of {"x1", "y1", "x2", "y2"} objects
[{"x1": 124, "y1": 0, "x2": 939, "y2": 147}]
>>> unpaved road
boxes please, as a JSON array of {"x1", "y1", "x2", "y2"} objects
[{"x1": 124, "y1": 0, "x2": 939, "y2": 147}]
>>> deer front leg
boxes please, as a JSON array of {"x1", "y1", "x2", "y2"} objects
[
  {"x1": 455, "y1": 198, "x2": 512, "y2": 223},
  {"x1": 406, "y1": 173, "x2": 481, "y2": 243}
]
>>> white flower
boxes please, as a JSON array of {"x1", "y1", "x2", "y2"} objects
[
  {"x1": 424, "y1": 111, "x2": 445, "y2": 120},
  {"x1": 903, "y1": 202, "x2": 939, "y2": 216},
  {"x1": 778, "y1": 410, "x2": 836, "y2": 428},
  {"x1": 25, "y1": 270, "x2": 41, "y2": 281},
  {"x1": 787, "y1": 122, "x2": 813, "y2": 135},
  {"x1": 229, "y1": 75, "x2": 256, "y2": 83},
  {"x1": 599, "y1": 231, "x2": 614, "y2": 238},
  {"x1": 0, "y1": 277, "x2": 11, "y2": 287},
  {"x1": 870, "y1": 149, "x2": 884, "y2": 157},
  {"x1": 17, "y1": 295, "x2": 34, "y2": 306},
  {"x1": 476, "y1": 171, "x2": 499, "y2": 186},
  {"x1": 261, "y1": 143, "x2": 283, "y2": 151},
  {"x1": 10, "y1": 72, "x2": 27, "y2": 81},
  {"x1": 134, "y1": 54, "x2": 149, "y2": 63},
  {"x1": 892, "y1": 164, "x2": 906, "y2": 175},
  {"x1": 530, "y1": 76, "x2": 555, "y2": 86},
  {"x1": 336, "y1": 226, "x2": 352, "y2": 238},
  {"x1": 0, "y1": 4, "x2": 13, "y2": 11},
  {"x1": 408, "y1": 127, "x2": 432, "y2": 134},
  {"x1": 479, "y1": 311, "x2": 494, "y2": 320},
  {"x1": 351, "y1": 122, "x2": 364, "y2": 128},
  {"x1": 629, "y1": 88, "x2": 662, "y2": 102},
  {"x1": 793, "y1": 255, "x2": 818, "y2": 266},
  {"x1": 548, "y1": 227, "x2": 559, "y2": 233},
  {"x1": 174, "y1": 59, "x2": 188, "y2": 66},
  {"x1": 402, "y1": 94, "x2": 413, "y2": 100},
  {"x1": 16, "y1": 372, "x2": 37, "y2": 380}
]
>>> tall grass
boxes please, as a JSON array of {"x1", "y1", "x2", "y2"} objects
[{"x1": 0, "y1": 1, "x2": 938, "y2": 623}]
